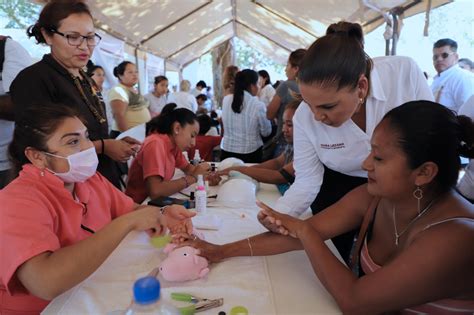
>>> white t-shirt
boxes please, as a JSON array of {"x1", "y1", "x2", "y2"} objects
[
  {"x1": 258, "y1": 84, "x2": 276, "y2": 106},
  {"x1": 144, "y1": 92, "x2": 168, "y2": 116},
  {"x1": 168, "y1": 91, "x2": 198, "y2": 112},
  {"x1": 0, "y1": 38, "x2": 32, "y2": 171},
  {"x1": 276, "y1": 56, "x2": 435, "y2": 216},
  {"x1": 431, "y1": 65, "x2": 474, "y2": 113}
]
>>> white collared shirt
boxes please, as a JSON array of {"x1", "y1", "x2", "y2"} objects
[
  {"x1": 276, "y1": 56, "x2": 434, "y2": 216},
  {"x1": 221, "y1": 91, "x2": 272, "y2": 154},
  {"x1": 431, "y1": 65, "x2": 474, "y2": 113}
]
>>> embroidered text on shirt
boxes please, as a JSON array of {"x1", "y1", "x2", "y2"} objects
[{"x1": 320, "y1": 143, "x2": 345, "y2": 149}]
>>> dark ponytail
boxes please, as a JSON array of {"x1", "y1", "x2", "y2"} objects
[
  {"x1": 383, "y1": 100, "x2": 474, "y2": 194},
  {"x1": 146, "y1": 103, "x2": 197, "y2": 135},
  {"x1": 299, "y1": 21, "x2": 372, "y2": 91},
  {"x1": 113, "y1": 61, "x2": 133, "y2": 79},
  {"x1": 9, "y1": 103, "x2": 80, "y2": 177},
  {"x1": 231, "y1": 69, "x2": 258, "y2": 114}
]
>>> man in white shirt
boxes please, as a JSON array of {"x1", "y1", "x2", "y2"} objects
[
  {"x1": 190, "y1": 80, "x2": 207, "y2": 97},
  {"x1": 430, "y1": 38, "x2": 474, "y2": 113},
  {"x1": 0, "y1": 37, "x2": 32, "y2": 188}
]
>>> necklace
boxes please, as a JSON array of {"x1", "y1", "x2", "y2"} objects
[
  {"x1": 392, "y1": 199, "x2": 436, "y2": 246},
  {"x1": 70, "y1": 70, "x2": 107, "y2": 124}
]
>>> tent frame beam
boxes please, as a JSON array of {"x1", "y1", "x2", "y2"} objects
[{"x1": 362, "y1": 0, "x2": 421, "y2": 28}]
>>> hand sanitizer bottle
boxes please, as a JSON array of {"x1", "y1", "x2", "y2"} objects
[{"x1": 195, "y1": 175, "x2": 207, "y2": 214}]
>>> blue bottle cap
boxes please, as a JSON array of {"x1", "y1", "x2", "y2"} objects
[{"x1": 133, "y1": 276, "x2": 161, "y2": 305}]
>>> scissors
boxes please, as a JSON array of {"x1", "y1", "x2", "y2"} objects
[{"x1": 171, "y1": 292, "x2": 223, "y2": 315}]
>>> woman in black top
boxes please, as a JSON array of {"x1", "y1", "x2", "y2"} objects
[{"x1": 10, "y1": 1, "x2": 139, "y2": 188}]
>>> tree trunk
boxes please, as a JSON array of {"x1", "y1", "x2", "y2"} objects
[{"x1": 211, "y1": 39, "x2": 234, "y2": 109}]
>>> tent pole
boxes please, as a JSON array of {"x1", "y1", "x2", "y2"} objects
[
  {"x1": 391, "y1": 12, "x2": 399, "y2": 56},
  {"x1": 135, "y1": 46, "x2": 141, "y2": 92}
]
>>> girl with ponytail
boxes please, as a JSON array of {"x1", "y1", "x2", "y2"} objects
[
  {"x1": 125, "y1": 103, "x2": 211, "y2": 203},
  {"x1": 220, "y1": 69, "x2": 272, "y2": 163}
]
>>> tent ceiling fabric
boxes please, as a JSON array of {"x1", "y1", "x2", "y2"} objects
[{"x1": 87, "y1": 0, "x2": 452, "y2": 69}]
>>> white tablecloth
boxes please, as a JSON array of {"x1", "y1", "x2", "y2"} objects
[{"x1": 42, "y1": 183, "x2": 342, "y2": 315}]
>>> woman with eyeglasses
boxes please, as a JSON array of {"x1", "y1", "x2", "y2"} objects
[{"x1": 10, "y1": 0, "x2": 140, "y2": 189}]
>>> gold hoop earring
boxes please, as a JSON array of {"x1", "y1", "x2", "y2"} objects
[{"x1": 413, "y1": 186, "x2": 423, "y2": 214}]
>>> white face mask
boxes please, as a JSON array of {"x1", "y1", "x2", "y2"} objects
[{"x1": 43, "y1": 147, "x2": 99, "y2": 183}]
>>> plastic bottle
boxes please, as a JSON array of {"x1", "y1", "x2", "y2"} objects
[
  {"x1": 124, "y1": 276, "x2": 180, "y2": 315},
  {"x1": 182, "y1": 151, "x2": 189, "y2": 163},
  {"x1": 193, "y1": 149, "x2": 201, "y2": 165},
  {"x1": 195, "y1": 175, "x2": 207, "y2": 214}
]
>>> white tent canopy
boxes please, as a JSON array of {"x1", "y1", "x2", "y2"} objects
[{"x1": 87, "y1": 0, "x2": 451, "y2": 71}]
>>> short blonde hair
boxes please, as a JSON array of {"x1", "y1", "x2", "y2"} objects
[{"x1": 180, "y1": 80, "x2": 191, "y2": 92}]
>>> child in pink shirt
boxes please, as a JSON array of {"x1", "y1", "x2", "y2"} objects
[{"x1": 126, "y1": 103, "x2": 211, "y2": 203}]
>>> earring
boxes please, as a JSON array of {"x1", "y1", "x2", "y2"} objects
[
  {"x1": 359, "y1": 98, "x2": 364, "y2": 105},
  {"x1": 175, "y1": 131, "x2": 179, "y2": 135},
  {"x1": 413, "y1": 186, "x2": 423, "y2": 214}
]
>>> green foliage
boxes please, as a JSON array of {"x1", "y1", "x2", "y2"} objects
[
  {"x1": 0, "y1": 0, "x2": 41, "y2": 29},
  {"x1": 234, "y1": 37, "x2": 285, "y2": 75}
]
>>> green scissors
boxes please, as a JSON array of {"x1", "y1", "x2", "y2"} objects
[{"x1": 171, "y1": 292, "x2": 224, "y2": 315}]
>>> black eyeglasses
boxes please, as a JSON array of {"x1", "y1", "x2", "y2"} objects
[
  {"x1": 50, "y1": 29, "x2": 102, "y2": 47},
  {"x1": 433, "y1": 52, "x2": 454, "y2": 61}
]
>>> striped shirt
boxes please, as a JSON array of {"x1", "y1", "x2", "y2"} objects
[{"x1": 221, "y1": 91, "x2": 272, "y2": 154}]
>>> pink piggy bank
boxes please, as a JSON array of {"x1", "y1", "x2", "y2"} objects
[{"x1": 158, "y1": 244, "x2": 210, "y2": 282}]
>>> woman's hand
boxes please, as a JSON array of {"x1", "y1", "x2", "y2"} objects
[
  {"x1": 104, "y1": 137, "x2": 141, "y2": 163},
  {"x1": 216, "y1": 166, "x2": 242, "y2": 176},
  {"x1": 161, "y1": 205, "x2": 195, "y2": 236},
  {"x1": 125, "y1": 205, "x2": 166, "y2": 235},
  {"x1": 257, "y1": 201, "x2": 308, "y2": 238},
  {"x1": 125, "y1": 205, "x2": 194, "y2": 237},
  {"x1": 176, "y1": 234, "x2": 224, "y2": 263},
  {"x1": 192, "y1": 162, "x2": 211, "y2": 176},
  {"x1": 205, "y1": 172, "x2": 221, "y2": 186}
]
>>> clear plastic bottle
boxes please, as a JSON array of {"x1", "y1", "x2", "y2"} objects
[
  {"x1": 195, "y1": 175, "x2": 207, "y2": 214},
  {"x1": 193, "y1": 149, "x2": 201, "y2": 165},
  {"x1": 124, "y1": 276, "x2": 180, "y2": 315},
  {"x1": 182, "y1": 151, "x2": 189, "y2": 163}
]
